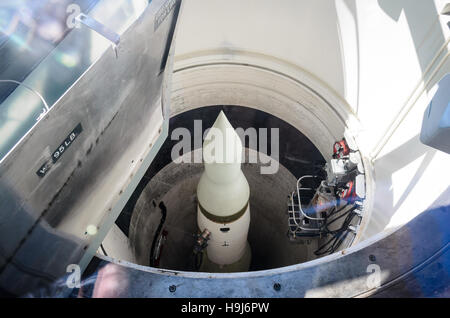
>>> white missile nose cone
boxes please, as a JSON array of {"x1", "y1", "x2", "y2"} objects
[
  {"x1": 213, "y1": 111, "x2": 232, "y2": 132},
  {"x1": 197, "y1": 111, "x2": 250, "y2": 216},
  {"x1": 213, "y1": 111, "x2": 237, "y2": 138},
  {"x1": 203, "y1": 111, "x2": 243, "y2": 166}
]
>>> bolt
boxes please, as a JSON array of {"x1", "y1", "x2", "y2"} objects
[
  {"x1": 169, "y1": 285, "x2": 176, "y2": 293},
  {"x1": 273, "y1": 283, "x2": 281, "y2": 291},
  {"x1": 369, "y1": 254, "x2": 376, "y2": 262}
]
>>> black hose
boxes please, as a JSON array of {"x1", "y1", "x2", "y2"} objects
[
  {"x1": 322, "y1": 205, "x2": 358, "y2": 233},
  {"x1": 100, "y1": 244, "x2": 108, "y2": 256},
  {"x1": 194, "y1": 251, "x2": 203, "y2": 271},
  {"x1": 315, "y1": 207, "x2": 358, "y2": 256},
  {"x1": 149, "y1": 201, "x2": 167, "y2": 267}
]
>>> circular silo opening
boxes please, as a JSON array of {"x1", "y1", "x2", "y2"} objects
[{"x1": 108, "y1": 62, "x2": 372, "y2": 273}]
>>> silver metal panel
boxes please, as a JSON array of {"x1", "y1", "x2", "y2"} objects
[{"x1": 0, "y1": 0, "x2": 181, "y2": 295}]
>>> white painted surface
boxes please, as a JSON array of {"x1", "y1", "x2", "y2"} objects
[
  {"x1": 197, "y1": 206, "x2": 250, "y2": 265},
  {"x1": 174, "y1": 0, "x2": 346, "y2": 102},
  {"x1": 99, "y1": 224, "x2": 136, "y2": 263}
]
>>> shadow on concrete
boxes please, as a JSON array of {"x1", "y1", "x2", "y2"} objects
[
  {"x1": 377, "y1": 0, "x2": 446, "y2": 88},
  {"x1": 368, "y1": 134, "x2": 438, "y2": 236}
]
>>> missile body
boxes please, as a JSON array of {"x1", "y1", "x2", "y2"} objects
[{"x1": 196, "y1": 111, "x2": 251, "y2": 272}]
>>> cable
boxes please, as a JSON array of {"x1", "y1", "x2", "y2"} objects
[
  {"x1": 322, "y1": 203, "x2": 349, "y2": 221},
  {"x1": 100, "y1": 244, "x2": 108, "y2": 256},
  {"x1": 194, "y1": 251, "x2": 203, "y2": 271},
  {"x1": 149, "y1": 201, "x2": 167, "y2": 267},
  {"x1": 322, "y1": 205, "x2": 358, "y2": 234},
  {"x1": 314, "y1": 207, "x2": 358, "y2": 256}
]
